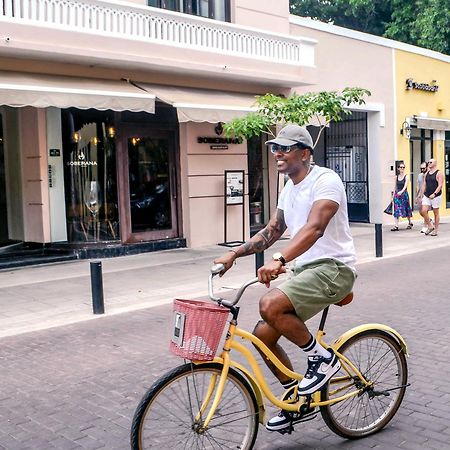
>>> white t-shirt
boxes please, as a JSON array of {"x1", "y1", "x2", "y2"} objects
[{"x1": 277, "y1": 165, "x2": 356, "y2": 268}]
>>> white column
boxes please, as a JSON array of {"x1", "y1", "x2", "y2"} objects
[{"x1": 46, "y1": 108, "x2": 68, "y2": 242}]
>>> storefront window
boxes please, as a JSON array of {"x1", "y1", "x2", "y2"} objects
[
  {"x1": 0, "y1": 114, "x2": 8, "y2": 245},
  {"x1": 409, "y1": 127, "x2": 433, "y2": 209},
  {"x1": 148, "y1": 0, "x2": 230, "y2": 21},
  {"x1": 61, "y1": 109, "x2": 119, "y2": 243},
  {"x1": 445, "y1": 131, "x2": 450, "y2": 208}
]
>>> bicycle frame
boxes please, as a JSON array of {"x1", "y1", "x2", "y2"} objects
[
  {"x1": 193, "y1": 264, "x2": 409, "y2": 432},
  {"x1": 194, "y1": 317, "x2": 372, "y2": 430}
]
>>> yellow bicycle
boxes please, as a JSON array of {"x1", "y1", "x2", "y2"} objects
[{"x1": 131, "y1": 264, "x2": 409, "y2": 449}]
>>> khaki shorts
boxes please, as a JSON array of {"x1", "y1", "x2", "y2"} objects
[
  {"x1": 422, "y1": 195, "x2": 441, "y2": 209},
  {"x1": 278, "y1": 258, "x2": 357, "y2": 322}
]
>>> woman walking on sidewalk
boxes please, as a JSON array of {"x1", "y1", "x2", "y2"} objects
[{"x1": 391, "y1": 164, "x2": 413, "y2": 231}]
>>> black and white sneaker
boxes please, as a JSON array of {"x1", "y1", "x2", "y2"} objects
[
  {"x1": 266, "y1": 410, "x2": 301, "y2": 432},
  {"x1": 298, "y1": 349, "x2": 341, "y2": 395}
]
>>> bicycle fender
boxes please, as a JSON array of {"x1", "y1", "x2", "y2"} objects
[
  {"x1": 332, "y1": 324, "x2": 409, "y2": 356},
  {"x1": 193, "y1": 359, "x2": 266, "y2": 424}
]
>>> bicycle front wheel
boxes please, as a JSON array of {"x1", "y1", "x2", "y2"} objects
[
  {"x1": 131, "y1": 362, "x2": 259, "y2": 449},
  {"x1": 320, "y1": 330, "x2": 407, "y2": 439}
]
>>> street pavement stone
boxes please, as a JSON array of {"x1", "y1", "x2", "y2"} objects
[{"x1": 1, "y1": 245, "x2": 450, "y2": 448}]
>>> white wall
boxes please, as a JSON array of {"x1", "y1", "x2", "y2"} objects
[{"x1": 46, "y1": 108, "x2": 67, "y2": 242}]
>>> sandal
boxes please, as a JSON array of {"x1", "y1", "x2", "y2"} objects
[
  {"x1": 424, "y1": 227, "x2": 435, "y2": 235},
  {"x1": 390, "y1": 226, "x2": 399, "y2": 231},
  {"x1": 406, "y1": 224, "x2": 413, "y2": 229},
  {"x1": 430, "y1": 230, "x2": 438, "y2": 236}
]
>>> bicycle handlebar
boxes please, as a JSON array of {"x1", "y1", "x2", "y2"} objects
[{"x1": 208, "y1": 263, "x2": 259, "y2": 308}]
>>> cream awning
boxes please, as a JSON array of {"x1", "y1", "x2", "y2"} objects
[
  {"x1": 416, "y1": 117, "x2": 450, "y2": 131},
  {"x1": 0, "y1": 71, "x2": 155, "y2": 112},
  {"x1": 137, "y1": 83, "x2": 258, "y2": 123}
]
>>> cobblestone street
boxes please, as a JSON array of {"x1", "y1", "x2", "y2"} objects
[{"x1": 1, "y1": 247, "x2": 450, "y2": 449}]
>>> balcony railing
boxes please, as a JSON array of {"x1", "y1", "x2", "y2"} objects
[{"x1": 1, "y1": 0, "x2": 315, "y2": 66}]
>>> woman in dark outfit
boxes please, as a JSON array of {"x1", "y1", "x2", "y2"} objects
[{"x1": 391, "y1": 164, "x2": 413, "y2": 231}]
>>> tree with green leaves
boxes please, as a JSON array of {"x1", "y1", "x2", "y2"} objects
[
  {"x1": 289, "y1": 0, "x2": 449, "y2": 55},
  {"x1": 223, "y1": 87, "x2": 371, "y2": 148}
]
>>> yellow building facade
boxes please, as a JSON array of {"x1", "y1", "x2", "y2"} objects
[{"x1": 395, "y1": 50, "x2": 450, "y2": 218}]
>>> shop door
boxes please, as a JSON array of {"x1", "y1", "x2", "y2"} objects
[
  {"x1": 445, "y1": 132, "x2": 450, "y2": 208},
  {"x1": 409, "y1": 128, "x2": 433, "y2": 209},
  {"x1": 0, "y1": 115, "x2": 9, "y2": 245},
  {"x1": 118, "y1": 127, "x2": 178, "y2": 243},
  {"x1": 325, "y1": 112, "x2": 369, "y2": 222}
]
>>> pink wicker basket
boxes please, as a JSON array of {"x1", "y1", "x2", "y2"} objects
[{"x1": 169, "y1": 299, "x2": 230, "y2": 361}]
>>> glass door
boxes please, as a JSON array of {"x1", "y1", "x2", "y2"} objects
[
  {"x1": 118, "y1": 127, "x2": 178, "y2": 243},
  {"x1": 409, "y1": 128, "x2": 433, "y2": 209},
  {"x1": 445, "y1": 132, "x2": 450, "y2": 208},
  {"x1": 0, "y1": 114, "x2": 9, "y2": 245}
]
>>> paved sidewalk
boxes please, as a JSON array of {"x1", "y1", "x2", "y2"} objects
[{"x1": 0, "y1": 218, "x2": 449, "y2": 338}]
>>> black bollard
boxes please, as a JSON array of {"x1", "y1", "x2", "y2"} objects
[
  {"x1": 375, "y1": 223, "x2": 383, "y2": 258},
  {"x1": 90, "y1": 261, "x2": 105, "y2": 314},
  {"x1": 250, "y1": 229, "x2": 264, "y2": 275},
  {"x1": 255, "y1": 252, "x2": 264, "y2": 276}
]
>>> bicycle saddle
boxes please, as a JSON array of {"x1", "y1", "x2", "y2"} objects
[{"x1": 335, "y1": 292, "x2": 353, "y2": 307}]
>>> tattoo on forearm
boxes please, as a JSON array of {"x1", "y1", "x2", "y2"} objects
[{"x1": 238, "y1": 209, "x2": 286, "y2": 256}]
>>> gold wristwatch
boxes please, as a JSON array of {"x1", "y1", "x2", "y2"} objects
[{"x1": 272, "y1": 252, "x2": 287, "y2": 266}]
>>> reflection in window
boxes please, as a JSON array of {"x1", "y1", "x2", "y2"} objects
[
  {"x1": 61, "y1": 109, "x2": 119, "y2": 243},
  {"x1": 128, "y1": 137, "x2": 172, "y2": 232}
]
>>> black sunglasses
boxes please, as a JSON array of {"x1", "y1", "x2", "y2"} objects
[{"x1": 270, "y1": 143, "x2": 299, "y2": 154}]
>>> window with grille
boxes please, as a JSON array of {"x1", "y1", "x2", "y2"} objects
[{"x1": 148, "y1": 0, "x2": 231, "y2": 21}]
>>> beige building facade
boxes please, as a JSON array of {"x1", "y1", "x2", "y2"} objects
[{"x1": 0, "y1": 0, "x2": 449, "y2": 266}]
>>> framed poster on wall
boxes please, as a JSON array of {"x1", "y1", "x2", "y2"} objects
[{"x1": 225, "y1": 170, "x2": 244, "y2": 205}]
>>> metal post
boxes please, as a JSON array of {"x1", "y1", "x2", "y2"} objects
[
  {"x1": 375, "y1": 223, "x2": 383, "y2": 258},
  {"x1": 255, "y1": 252, "x2": 264, "y2": 276},
  {"x1": 90, "y1": 261, "x2": 105, "y2": 314},
  {"x1": 250, "y1": 229, "x2": 264, "y2": 275}
]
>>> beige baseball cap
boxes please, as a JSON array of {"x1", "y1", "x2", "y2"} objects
[{"x1": 265, "y1": 124, "x2": 313, "y2": 149}]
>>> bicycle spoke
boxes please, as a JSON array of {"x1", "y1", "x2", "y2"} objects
[
  {"x1": 132, "y1": 365, "x2": 258, "y2": 449},
  {"x1": 321, "y1": 332, "x2": 407, "y2": 438}
]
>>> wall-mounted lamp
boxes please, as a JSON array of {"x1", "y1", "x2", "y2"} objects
[
  {"x1": 72, "y1": 131, "x2": 81, "y2": 143},
  {"x1": 214, "y1": 122, "x2": 224, "y2": 136},
  {"x1": 107, "y1": 126, "x2": 116, "y2": 138},
  {"x1": 400, "y1": 120, "x2": 411, "y2": 139},
  {"x1": 91, "y1": 137, "x2": 100, "y2": 146},
  {"x1": 131, "y1": 137, "x2": 141, "y2": 146}
]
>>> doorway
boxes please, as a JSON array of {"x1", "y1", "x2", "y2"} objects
[
  {"x1": 0, "y1": 114, "x2": 9, "y2": 245},
  {"x1": 324, "y1": 112, "x2": 369, "y2": 222},
  {"x1": 118, "y1": 126, "x2": 179, "y2": 243},
  {"x1": 409, "y1": 128, "x2": 433, "y2": 209},
  {"x1": 445, "y1": 131, "x2": 450, "y2": 208}
]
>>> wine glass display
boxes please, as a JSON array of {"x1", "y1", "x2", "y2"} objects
[{"x1": 84, "y1": 181, "x2": 102, "y2": 240}]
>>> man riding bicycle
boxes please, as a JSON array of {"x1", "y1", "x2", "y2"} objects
[{"x1": 214, "y1": 124, "x2": 356, "y2": 432}]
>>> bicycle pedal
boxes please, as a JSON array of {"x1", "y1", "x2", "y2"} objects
[
  {"x1": 292, "y1": 412, "x2": 317, "y2": 425},
  {"x1": 277, "y1": 427, "x2": 293, "y2": 435}
]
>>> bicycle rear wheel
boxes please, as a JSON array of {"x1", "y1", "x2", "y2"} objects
[
  {"x1": 320, "y1": 330, "x2": 407, "y2": 439},
  {"x1": 131, "y1": 362, "x2": 259, "y2": 449}
]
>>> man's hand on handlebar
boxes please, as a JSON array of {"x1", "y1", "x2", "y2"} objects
[
  {"x1": 213, "y1": 251, "x2": 236, "y2": 276},
  {"x1": 257, "y1": 260, "x2": 286, "y2": 288}
]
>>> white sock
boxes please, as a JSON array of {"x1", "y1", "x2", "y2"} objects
[{"x1": 301, "y1": 335, "x2": 331, "y2": 359}]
